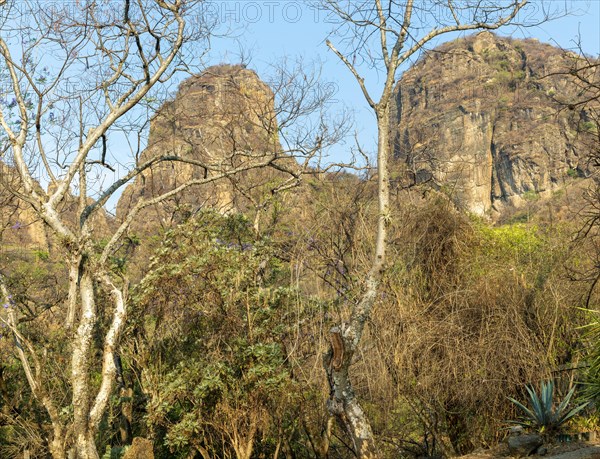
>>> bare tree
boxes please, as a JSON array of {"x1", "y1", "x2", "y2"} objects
[
  {"x1": 0, "y1": 2, "x2": 217, "y2": 457},
  {"x1": 561, "y1": 47, "x2": 599, "y2": 164},
  {"x1": 321, "y1": 1, "x2": 531, "y2": 456},
  {"x1": 0, "y1": 1, "x2": 336, "y2": 458}
]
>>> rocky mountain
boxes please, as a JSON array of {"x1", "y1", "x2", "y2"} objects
[
  {"x1": 0, "y1": 162, "x2": 49, "y2": 249},
  {"x1": 391, "y1": 31, "x2": 597, "y2": 218},
  {"x1": 116, "y1": 64, "x2": 289, "y2": 234},
  {"x1": 1, "y1": 65, "x2": 291, "y2": 256},
  {"x1": 3, "y1": 35, "x2": 597, "y2": 253},
  {"x1": 0, "y1": 163, "x2": 111, "y2": 252}
]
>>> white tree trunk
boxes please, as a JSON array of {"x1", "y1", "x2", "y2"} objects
[
  {"x1": 325, "y1": 105, "x2": 391, "y2": 459},
  {"x1": 71, "y1": 269, "x2": 100, "y2": 459}
]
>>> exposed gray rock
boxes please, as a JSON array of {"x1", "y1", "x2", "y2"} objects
[
  {"x1": 545, "y1": 445, "x2": 600, "y2": 459},
  {"x1": 507, "y1": 433, "x2": 543, "y2": 457},
  {"x1": 510, "y1": 426, "x2": 525, "y2": 436}
]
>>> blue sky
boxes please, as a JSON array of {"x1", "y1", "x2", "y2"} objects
[{"x1": 203, "y1": 0, "x2": 600, "y2": 164}]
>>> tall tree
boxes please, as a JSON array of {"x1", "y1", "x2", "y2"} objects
[
  {"x1": 0, "y1": 1, "x2": 333, "y2": 457},
  {"x1": 321, "y1": 1, "x2": 530, "y2": 456},
  {"x1": 0, "y1": 2, "x2": 218, "y2": 457}
]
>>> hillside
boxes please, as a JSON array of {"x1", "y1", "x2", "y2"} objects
[
  {"x1": 3, "y1": 35, "x2": 597, "y2": 253},
  {"x1": 391, "y1": 31, "x2": 597, "y2": 219},
  {"x1": 3, "y1": 35, "x2": 596, "y2": 249},
  {"x1": 116, "y1": 64, "x2": 292, "y2": 235}
]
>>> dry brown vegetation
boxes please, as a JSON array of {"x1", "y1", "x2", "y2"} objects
[{"x1": 0, "y1": 2, "x2": 599, "y2": 456}]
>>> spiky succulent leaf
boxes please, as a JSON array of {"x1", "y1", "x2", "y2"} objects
[
  {"x1": 508, "y1": 396, "x2": 538, "y2": 422},
  {"x1": 526, "y1": 384, "x2": 547, "y2": 424},
  {"x1": 557, "y1": 401, "x2": 590, "y2": 425},
  {"x1": 544, "y1": 381, "x2": 553, "y2": 403},
  {"x1": 554, "y1": 386, "x2": 575, "y2": 417},
  {"x1": 541, "y1": 381, "x2": 554, "y2": 424}
]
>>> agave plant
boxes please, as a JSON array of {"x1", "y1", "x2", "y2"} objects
[{"x1": 508, "y1": 381, "x2": 589, "y2": 435}]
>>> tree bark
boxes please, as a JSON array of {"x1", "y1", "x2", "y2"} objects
[
  {"x1": 116, "y1": 354, "x2": 133, "y2": 445},
  {"x1": 231, "y1": 420, "x2": 257, "y2": 459},
  {"x1": 325, "y1": 105, "x2": 391, "y2": 459},
  {"x1": 48, "y1": 427, "x2": 68, "y2": 459},
  {"x1": 66, "y1": 254, "x2": 83, "y2": 329},
  {"x1": 71, "y1": 268, "x2": 100, "y2": 459}
]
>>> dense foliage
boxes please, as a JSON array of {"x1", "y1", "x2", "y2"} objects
[
  {"x1": 130, "y1": 212, "x2": 307, "y2": 458},
  {"x1": 0, "y1": 189, "x2": 597, "y2": 458}
]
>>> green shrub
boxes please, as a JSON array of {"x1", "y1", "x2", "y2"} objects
[
  {"x1": 523, "y1": 190, "x2": 540, "y2": 202},
  {"x1": 133, "y1": 211, "x2": 314, "y2": 458},
  {"x1": 580, "y1": 121, "x2": 598, "y2": 133}
]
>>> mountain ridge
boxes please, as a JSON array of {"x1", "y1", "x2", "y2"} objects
[
  {"x1": 391, "y1": 31, "x2": 597, "y2": 219},
  {"x1": 1, "y1": 33, "x2": 597, "y2": 252}
]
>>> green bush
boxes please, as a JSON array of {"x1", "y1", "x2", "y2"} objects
[
  {"x1": 33, "y1": 249, "x2": 49, "y2": 261},
  {"x1": 523, "y1": 190, "x2": 540, "y2": 202},
  {"x1": 580, "y1": 121, "x2": 598, "y2": 133},
  {"x1": 132, "y1": 211, "x2": 316, "y2": 458}
]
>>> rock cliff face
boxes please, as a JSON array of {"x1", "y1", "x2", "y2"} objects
[
  {"x1": 117, "y1": 64, "x2": 285, "y2": 232},
  {"x1": 392, "y1": 32, "x2": 595, "y2": 217},
  {"x1": 1, "y1": 65, "x2": 287, "y2": 253},
  {"x1": 0, "y1": 162, "x2": 111, "y2": 253},
  {"x1": 0, "y1": 163, "x2": 49, "y2": 249}
]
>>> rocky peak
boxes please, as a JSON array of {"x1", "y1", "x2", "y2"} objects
[
  {"x1": 148, "y1": 64, "x2": 277, "y2": 155},
  {"x1": 117, "y1": 64, "x2": 284, "y2": 231},
  {"x1": 0, "y1": 162, "x2": 111, "y2": 254},
  {"x1": 0, "y1": 162, "x2": 49, "y2": 250},
  {"x1": 392, "y1": 31, "x2": 596, "y2": 218}
]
